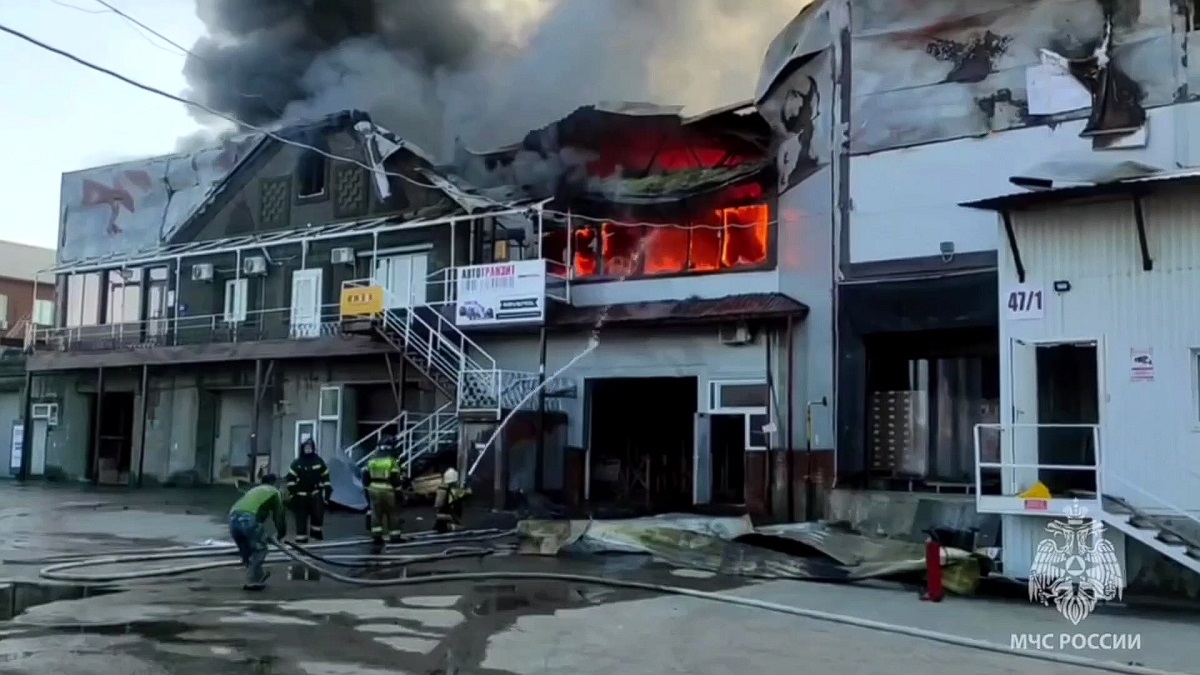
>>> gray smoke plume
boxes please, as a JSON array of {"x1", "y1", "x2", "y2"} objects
[{"x1": 182, "y1": 0, "x2": 804, "y2": 155}]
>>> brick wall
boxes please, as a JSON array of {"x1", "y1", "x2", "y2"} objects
[{"x1": 0, "y1": 277, "x2": 54, "y2": 339}]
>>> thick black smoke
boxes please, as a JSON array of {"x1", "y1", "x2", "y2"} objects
[{"x1": 182, "y1": 0, "x2": 803, "y2": 155}]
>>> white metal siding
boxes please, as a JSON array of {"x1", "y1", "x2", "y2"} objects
[
  {"x1": 998, "y1": 190, "x2": 1200, "y2": 514},
  {"x1": 1001, "y1": 514, "x2": 1127, "y2": 580}
]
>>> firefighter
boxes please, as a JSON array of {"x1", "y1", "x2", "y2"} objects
[
  {"x1": 433, "y1": 467, "x2": 470, "y2": 533},
  {"x1": 285, "y1": 438, "x2": 331, "y2": 544},
  {"x1": 362, "y1": 438, "x2": 406, "y2": 552}
]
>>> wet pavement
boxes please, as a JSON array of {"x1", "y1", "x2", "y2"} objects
[{"x1": 2, "y1": 483, "x2": 1199, "y2": 673}]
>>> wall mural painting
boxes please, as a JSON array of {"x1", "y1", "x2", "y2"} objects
[
  {"x1": 847, "y1": 0, "x2": 1175, "y2": 155},
  {"x1": 58, "y1": 135, "x2": 262, "y2": 265},
  {"x1": 758, "y1": 49, "x2": 833, "y2": 194}
]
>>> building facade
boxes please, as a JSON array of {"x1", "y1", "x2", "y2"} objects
[
  {"x1": 0, "y1": 240, "x2": 56, "y2": 340},
  {"x1": 764, "y1": 0, "x2": 1200, "y2": 504},
  {"x1": 965, "y1": 173, "x2": 1200, "y2": 595},
  {"x1": 25, "y1": 105, "x2": 833, "y2": 520}
]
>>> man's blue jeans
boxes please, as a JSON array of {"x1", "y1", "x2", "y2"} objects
[{"x1": 229, "y1": 513, "x2": 268, "y2": 587}]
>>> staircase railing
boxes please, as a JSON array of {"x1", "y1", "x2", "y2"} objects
[
  {"x1": 342, "y1": 279, "x2": 504, "y2": 420},
  {"x1": 343, "y1": 411, "x2": 407, "y2": 463},
  {"x1": 398, "y1": 402, "x2": 458, "y2": 476}
]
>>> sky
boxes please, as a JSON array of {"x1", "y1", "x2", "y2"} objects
[{"x1": 0, "y1": 0, "x2": 202, "y2": 250}]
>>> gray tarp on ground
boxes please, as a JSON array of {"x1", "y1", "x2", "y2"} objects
[
  {"x1": 517, "y1": 516, "x2": 977, "y2": 583},
  {"x1": 328, "y1": 455, "x2": 367, "y2": 512}
]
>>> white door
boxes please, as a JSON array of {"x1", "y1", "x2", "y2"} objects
[
  {"x1": 30, "y1": 419, "x2": 47, "y2": 476},
  {"x1": 692, "y1": 412, "x2": 712, "y2": 505},
  {"x1": 290, "y1": 269, "x2": 323, "y2": 338},
  {"x1": 1007, "y1": 338, "x2": 1040, "y2": 494},
  {"x1": 373, "y1": 254, "x2": 428, "y2": 309}
]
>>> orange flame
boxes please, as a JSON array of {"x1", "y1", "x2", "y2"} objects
[{"x1": 570, "y1": 203, "x2": 769, "y2": 278}]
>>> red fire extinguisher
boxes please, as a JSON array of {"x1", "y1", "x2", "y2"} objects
[{"x1": 921, "y1": 529, "x2": 944, "y2": 603}]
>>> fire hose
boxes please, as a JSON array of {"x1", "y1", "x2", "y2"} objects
[{"x1": 16, "y1": 529, "x2": 1176, "y2": 675}]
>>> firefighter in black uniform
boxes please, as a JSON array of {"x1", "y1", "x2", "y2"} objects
[{"x1": 285, "y1": 438, "x2": 332, "y2": 544}]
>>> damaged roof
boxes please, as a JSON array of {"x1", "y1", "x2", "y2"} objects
[
  {"x1": 57, "y1": 110, "x2": 446, "y2": 266},
  {"x1": 548, "y1": 293, "x2": 808, "y2": 328}
]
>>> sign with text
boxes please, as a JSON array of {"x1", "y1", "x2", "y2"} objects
[
  {"x1": 455, "y1": 260, "x2": 546, "y2": 327},
  {"x1": 340, "y1": 285, "x2": 383, "y2": 318},
  {"x1": 1004, "y1": 283, "x2": 1044, "y2": 320}
]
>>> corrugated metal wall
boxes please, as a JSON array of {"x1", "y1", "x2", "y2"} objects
[
  {"x1": 1002, "y1": 514, "x2": 1127, "y2": 579},
  {"x1": 999, "y1": 189, "x2": 1200, "y2": 514}
]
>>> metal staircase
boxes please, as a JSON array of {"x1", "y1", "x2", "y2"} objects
[
  {"x1": 339, "y1": 282, "x2": 569, "y2": 478},
  {"x1": 1092, "y1": 477, "x2": 1200, "y2": 578}
]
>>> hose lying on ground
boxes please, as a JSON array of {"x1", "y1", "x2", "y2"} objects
[
  {"x1": 22, "y1": 528, "x2": 1176, "y2": 675},
  {"x1": 36, "y1": 531, "x2": 512, "y2": 583}
]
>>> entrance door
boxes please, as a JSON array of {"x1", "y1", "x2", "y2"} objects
[
  {"x1": 291, "y1": 268, "x2": 323, "y2": 338},
  {"x1": 1007, "y1": 338, "x2": 1039, "y2": 495},
  {"x1": 692, "y1": 412, "x2": 712, "y2": 505},
  {"x1": 29, "y1": 419, "x2": 47, "y2": 476},
  {"x1": 374, "y1": 254, "x2": 428, "y2": 309}
]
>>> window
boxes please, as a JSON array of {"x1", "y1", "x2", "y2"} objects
[
  {"x1": 146, "y1": 267, "x2": 170, "y2": 336},
  {"x1": 105, "y1": 268, "x2": 142, "y2": 324},
  {"x1": 0, "y1": 294, "x2": 8, "y2": 330},
  {"x1": 33, "y1": 299, "x2": 54, "y2": 326},
  {"x1": 710, "y1": 381, "x2": 770, "y2": 411},
  {"x1": 224, "y1": 278, "x2": 248, "y2": 323},
  {"x1": 65, "y1": 272, "x2": 102, "y2": 327},
  {"x1": 297, "y1": 151, "x2": 327, "y2": 197},
  {"x1": 746, "y1": 412, "x2": 770, "y2": 449}
]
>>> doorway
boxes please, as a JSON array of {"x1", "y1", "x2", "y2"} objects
[
  {"x1": 373, "y1": 253, "x2": 429, "y2": 308},
  {"x1": 710, "y1": 414, "x2": 746, "y2": 503},
  {"x1": 1010, "y1": 339, "x2": 1100, "y2": 495},
  {"x1": 587, "y1": 376, "x2": 698, "y2": 512},
  {"x1": 88, "y1": 392, "x2": 135, "y2": 485},
  {"x1": 290, "y1": 268, "x2": 323, "y2": 338}
]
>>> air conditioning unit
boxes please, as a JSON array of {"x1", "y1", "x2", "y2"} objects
[
  {"x1": 718, "y1": 322, "x2": 753, "y2": 346},
  {"x1": 242, "y1": 256, "x2": 268, "y2": 276},
  {"x1": 31, "y1": 402, "x2": 59, "y2": 425},
  {"x1": 330, "y1": 247, "x2": 355, "y2": 265},
  {"x1": 190, "y1": 263, "x2": 214, "y2": 282}
]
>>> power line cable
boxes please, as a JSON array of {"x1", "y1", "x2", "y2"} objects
[
  {"x1": 5, "y1": 17, "x2": 772, "y2": 233},
  {"x1": 0, "y1": 19, "x2": 449, "y2": 191}
]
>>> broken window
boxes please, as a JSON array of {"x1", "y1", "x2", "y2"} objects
[
  {"x1": 566, "y1": 202, "x2": 771, "y2": 280},
  {"x1": 297, "y1": 151, "x2": 326, "y2": 197}
]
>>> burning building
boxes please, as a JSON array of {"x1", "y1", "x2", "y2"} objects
[{"x1": 21, "y1": 97, "x2": 831, "y2": 520}]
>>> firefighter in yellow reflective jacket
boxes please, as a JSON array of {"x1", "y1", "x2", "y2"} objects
[
  {"x1": 434, "y1": 467, "x2": 470, "y2": 533},
  {"x1": 362, "y1": 443, "x2": 406, "y2": 551}
]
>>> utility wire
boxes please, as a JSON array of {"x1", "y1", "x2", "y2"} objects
[
  {"x1": 2, "y1": 18, "x2": 770, "y2": 232},
  {"x1": 0, "y1": 19, "x2": 447, "y2": 191},
  {"x1": 82, "y1": 0, "x2": 283, "y2": 117}
]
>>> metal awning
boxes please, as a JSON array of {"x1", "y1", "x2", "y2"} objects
[
  {"x1": 45, "y1": 205, "x2": 540, "y2": 276},
  {"x1": 959, "y1": 169, "x2": 1200, "y2": 212}
]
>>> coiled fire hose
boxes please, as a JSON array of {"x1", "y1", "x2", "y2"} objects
[{"x1": 18, "y1": 528, "x2": 1177, "y2": 675}]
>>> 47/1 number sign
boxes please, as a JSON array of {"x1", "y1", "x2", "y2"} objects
[{"x1": 1005, "y1": 285, "x2": 1044, "y2": 320}]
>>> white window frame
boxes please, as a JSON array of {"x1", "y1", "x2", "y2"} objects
[
  {"x1": 318, "y1": 385, "x2": 341, "y2": 420},
  {"x1": 0, "y1": 294, "x2": 9, "y2": 330},
  {"x1": 33, "y1": 299, "x2": 55, "y2": 326},
  {"x1": 295, "y1": 420, "x2": 317, "y2": 459},
  {"x1": 224, "y1": 278, "x2": 248, "y2": 323}
]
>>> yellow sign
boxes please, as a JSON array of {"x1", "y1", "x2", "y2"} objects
[{"x1": 340, "y1": 286, "x2": 383, "y2": 317}]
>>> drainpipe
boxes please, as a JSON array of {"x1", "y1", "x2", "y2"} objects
[
  {"x1": 535, "y1": 325, "x2": 548, "y2": 494},
  {"x1": 135, "y1": 364, "x2": 150, "y2": 486},
  {"x1": 785, "y1": 316, "x2": 796, "y2": 522},
  {"x1": 250, "y1": 358, "x2": 263, "y2": 475},
  {"x1": 17, "y1": 369, "x2": 32, "y2": 481},
  {"x1": 92, "y1": 366, "x2": 104, "y2": 484}
]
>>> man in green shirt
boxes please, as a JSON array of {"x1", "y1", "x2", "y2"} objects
[{"x1": 229, "y1": 473, "x2": 288, "y2": 591}]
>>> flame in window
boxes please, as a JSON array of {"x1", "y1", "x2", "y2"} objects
[{"x1": 569, "y1": 203, "x2": 769, "y2": 279}]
